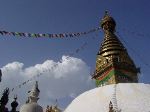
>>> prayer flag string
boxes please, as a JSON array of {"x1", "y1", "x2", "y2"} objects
[
  {"x1": 0, "y1": 33, "x2": 99, "y2": 95},
  {"x1": 0, "y1": 27, "x2": 101, "y2": 38}
]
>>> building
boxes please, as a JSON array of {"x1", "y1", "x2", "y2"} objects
[{"x1": 64, "y1": 12, "x2": 150, "y2": 112}]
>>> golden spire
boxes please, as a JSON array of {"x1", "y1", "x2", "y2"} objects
[
  {"x1": 93, "y1": 11, "x2": 139, "y2": 86},
  {"x1": 99, "y1": 11, "x2": 125, "y2": 56}
]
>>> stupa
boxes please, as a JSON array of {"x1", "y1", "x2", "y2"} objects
[
  {"x1": 64, "y1": 11, "x2": 150, "y2": 112},
  {"x1": 20, "y1": 81, "x2": 43, "y2": 112}
]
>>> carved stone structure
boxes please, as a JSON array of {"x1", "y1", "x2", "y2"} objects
[{"x1": 92, "y1": 11, "x2": 139, "y2": 86}]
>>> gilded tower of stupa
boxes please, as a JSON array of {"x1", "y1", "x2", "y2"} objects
[
  {"x1": 65, "y1": 12, "x2": 150, "y2": 112},
  {"x1": 92, "y1": 11, "x2": 139, "y2": 86}
]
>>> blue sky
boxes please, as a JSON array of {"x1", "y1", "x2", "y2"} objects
[{"x1": 0, "y1": 0, "x2": 150, "y2": 110}]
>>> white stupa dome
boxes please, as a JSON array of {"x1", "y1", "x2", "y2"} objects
[
  {"x1": 20, "y1": 81, "x2": 43, "y2": 112},
  {"x1": 20, "y1": 103, "x2": 43, "y2": 112},
  {"x1": 65, "y1": 83, "x2": 150, "y2": 112}
]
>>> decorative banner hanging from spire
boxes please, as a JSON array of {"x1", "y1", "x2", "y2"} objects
[{"x1": 0, "y1": 27, "x2": 100, "y2": 38}]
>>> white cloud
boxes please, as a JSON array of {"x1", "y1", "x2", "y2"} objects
[{"x1": 0, "y1": 56, "x2": 95, "y2": 110}]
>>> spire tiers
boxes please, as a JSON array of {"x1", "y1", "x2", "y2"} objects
[
  {"x1": 93, "y1": 12, "x2": 139, "y2": 86},
  {"x1": 99, "y1": 11, "x2": 126, "y2": 57}
]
